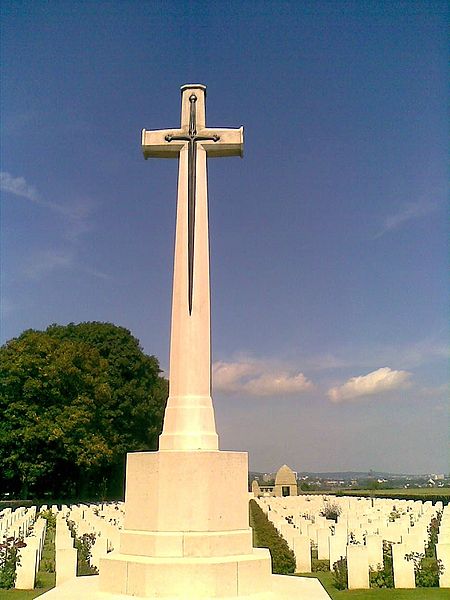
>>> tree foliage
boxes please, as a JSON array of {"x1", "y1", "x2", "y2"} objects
[{"x1": 0, "y1": 322, "x2": 168, "y2": 499}]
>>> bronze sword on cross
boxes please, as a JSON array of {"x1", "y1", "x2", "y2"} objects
[
  {"x1": 141, "y1": 85, "x2": 243, "y2": 317},
  {"x1": 164, "y1": 93, "x2": 220, "y2": 314}
]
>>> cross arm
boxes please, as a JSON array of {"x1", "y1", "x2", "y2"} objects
[
  {"x1": 199, "y1": 127, "x2": 244, "y2": 158},
  {"x1": 141, "y1": 128, "x2": 185, "y2": 159}
]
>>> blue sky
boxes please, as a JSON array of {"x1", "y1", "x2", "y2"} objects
[{"x1": 1, "y1": 1, "x2": 448, "y2": 474}]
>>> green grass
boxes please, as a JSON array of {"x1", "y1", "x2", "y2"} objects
[
  {"x1": 0, "y1": 574, "x2": 53, "y2": 600},
  {"x1": 328, "y1": 489, "x2": 450, "y2": 501},
  {"x1": 297, "y1": 571, "x2": 449, "y2": 599}
]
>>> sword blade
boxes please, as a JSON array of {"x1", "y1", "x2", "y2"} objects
[
  {"x1": 166, "y1": 93, "x2": 219, "y2": 316},
  {"x1": 188, "y1": 139, "x2": 196, "y2": 315},
  {"x1": 187, "y1": 94, "x2": 197, "y2": 315}
]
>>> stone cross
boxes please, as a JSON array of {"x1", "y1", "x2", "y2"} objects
[{"x1": 142, "y1": 84, "x2": 243, "y2": 451}]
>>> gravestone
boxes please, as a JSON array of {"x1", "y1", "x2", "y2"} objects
[
  {"x1": 15, "y1": 540, "x2": 38, "y2": 590},
  {"x1": 252, "y1": 480, "x2": 262, "y2": 497},
  {"x1": 317, "y1": 528, "x2": 330, "y2": 560},
  {"x1": 436, "y1": 543, "x2": 450, "y2": 587},
  {"x1": 346, "y1": 545, "x2": 369, "y2": 589},
  {"x1": 392, "y1": 543, "x2": 415, "y2": 588},
  {"x1": 329, "y1": 533, "x2": 347, "y2": 571},
  {"x1": 365, "y1": 534, "x2": 383, "y2": 570},
  {"x1": 293, "y1": 535, "x2": 311, "y2": 572}
]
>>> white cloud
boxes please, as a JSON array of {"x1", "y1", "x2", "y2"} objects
[
  {"x1": 1, "y1": 171, "x2": 38, "y2": 202},
  {"x1": 243, "y1": 372, "x2": 313, "y2": 396},
  {"x1": 420, "y1": 383, "x2": 449, "y2": 398},
  {"x1": 213, "y1": 359, "x2": 313, "y2": 397},
  {"x1": 395, "y1": 340, "x2": 449, "y2": 368},
  {"x1": 1, "y1": 171, "x2": 94, "y2": 241},
  {"x1": 2, "y1": 171, "x2": 107, "y2": 279},
  {"x1": 374, "y1": 201, "x2": 437, "y2": 239},
  {"x1": 303, "y1": 338, "x2": 448, "y2": 374},
  {"x1": 22, "y1": 250, "x2": 74, "y2": 279},
  {"x1": 22, "y1": 249, "x2": 110, "y2": 281},
  {"x1": 213, "y1": 360, "x2": 258, "y2": 393},
  {"x1": 327, "y1": 367, "x2": 412, "y2": 403}
]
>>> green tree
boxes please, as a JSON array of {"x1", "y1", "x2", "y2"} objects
[{"x1": 0, "y1": 322, "x2": 168, "y2": 499}]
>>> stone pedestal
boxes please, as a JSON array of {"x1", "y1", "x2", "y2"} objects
[
  {"x1": 39, "y1": 449, "x2": 330, "y2": 599},
  {"x1": 98, "y1": 451, "x2": 273, "y2": 598}
]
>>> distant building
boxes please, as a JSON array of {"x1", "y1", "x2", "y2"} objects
[
  {"x1": 252, "y1": 465, "x2": 298, "y2": 498},
  {"x1": 274, "y1": 465, "x2": 298, "y2": 497}
]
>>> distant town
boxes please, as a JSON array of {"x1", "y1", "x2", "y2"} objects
[{"x1": 250, "y1": 470, "x2": 449, "y2": 492}]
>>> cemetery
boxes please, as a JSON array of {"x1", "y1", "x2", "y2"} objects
[
  {"x1": 0, "y1": 76, "x2": 448, "y2": 596},
  {"x1": 0, "y1": 496, "x2": 449, "y2": 597},
  {"x1": 1, "y1": 86, "x2": 327, "y2": 598},
  {"x1": 0, "y1": 8, "x2": 450, "y2": 600}
]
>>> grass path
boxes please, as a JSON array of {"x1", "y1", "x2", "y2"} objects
[{"x1": 297, "y1": 571, "x2": 449, "y2": 599}]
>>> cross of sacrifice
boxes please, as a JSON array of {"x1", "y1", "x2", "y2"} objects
[
  {"x1": 141, "y1": 85, "x2": 244, "y2": 452},
  {"x1": 142, "y1": 84, "x2": 243, "y2": 314}
]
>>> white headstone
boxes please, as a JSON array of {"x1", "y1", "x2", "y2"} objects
[
  {"x1": 392, "y1": 543, "x2": 415, "y2": 588},
  {"x1": 436, "y1": 543, "x2": 450, "y2": 587},
  {"x1": 347, "y1": 545, "x2": 369, "y2": 589}
]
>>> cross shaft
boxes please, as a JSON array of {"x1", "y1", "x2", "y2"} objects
[{"x1": 141, "y1": 84, "x2": 243, "y2": 451}]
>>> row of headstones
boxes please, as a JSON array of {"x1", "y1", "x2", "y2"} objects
[
  {"x1": 52, "y1": 502, "x2": 124, "y2": 587},
  {"x1": 437, "y1": 505, "x2": 450, "y2": 586},
  {"x1": 0, "y1": 506, "x2": 37, "y2": 539},
  {"x1": 256, "y1": 495, "x2": 449, "y2": 588},
  {"x1": 0, "y1": 506, "x2": 46, "y2": 590},
  {"x1": 0, "y1": 502, "x2": 124, "y2": 590}
]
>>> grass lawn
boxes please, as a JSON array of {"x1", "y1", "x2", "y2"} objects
[
  {"x1": 297, "y1": 571, "x2": 449, "y2": 599},
  {"x1": 0, "y1": 571, "x2": 54, "y2": 599},
  {"x1": 327, "y1": 489, "x2": 450, "y2": 501}
]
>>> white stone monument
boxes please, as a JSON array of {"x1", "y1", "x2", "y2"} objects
[{"x1": 39, "y1": 84, "x2": 330, "y2": 599}]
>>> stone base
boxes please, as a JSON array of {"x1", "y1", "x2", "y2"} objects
[
  {"x1": 99, "y1": 548, "x2": 272, "y2": 597},
  {"x1": 97, "y1": 450, "x2": 274, "y2": 597},
  {"x1": 119, "y1": 528, "x2": 253, "y2": 557},
  {"x1": 122, "y1": 451, "x2": 249, "y2": 535},
  {"x1": 38, "y1": 573, "x2": 331, "y2": 599},
  {"x1": 38, "y1": 450, "x2": 331, "y2": 598}
]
